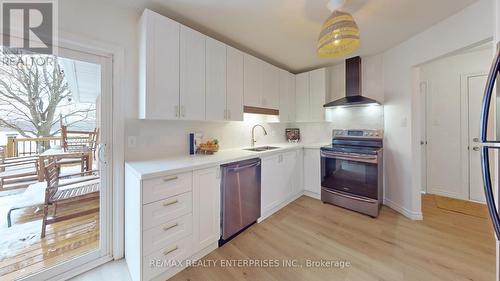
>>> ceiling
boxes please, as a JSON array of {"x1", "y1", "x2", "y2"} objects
[{"x1": 110, "y1": 0, "x2": 478, "y2": 73}]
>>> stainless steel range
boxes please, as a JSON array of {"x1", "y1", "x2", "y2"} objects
[{"x1": 320, "y1": 129, "x2": 383, "y2": 217}]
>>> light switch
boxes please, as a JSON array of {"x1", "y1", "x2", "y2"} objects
[{"x1": 400, "y1": 117, "x2": 407, "y2": 127}]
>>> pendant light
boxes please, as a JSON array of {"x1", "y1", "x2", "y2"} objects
[{"x1": 317, "y1": 0, "x2": 360, "y2": 58}]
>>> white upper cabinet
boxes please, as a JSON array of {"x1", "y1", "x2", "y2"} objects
[
  {"x1": 309, "y1": 68, "x2": 326, "y2": 122},
  {"x1": 279, "y1": 70, "x2": 296, "y2": 122},
  {"x1": 243, "y1": 54, "x2": 263, "y2": 108},
  {"x1": 180, "y1": 26, "x2": 206, "y2": 120},
  {"x1": 205, "y1": 37, "x2": 227, "y2": 121},
  {"x1": 262, "y1": 62, "x2": 280, "y2": 109},
  {"x1": 139, "y1": 9, "x2": 298, "y2": 122},
  {"x1": 295, "y1": 68, "x2": 327, "y2": 122},
  {"x1": 139, "y1": 10, "x2": 180, "y2": 120},
  {"x1": 226, "y1": 46, "x2": 244, "y2": 121},
  {"x1": 295, "y1": 72, "x2": 309, "y2": 122}
]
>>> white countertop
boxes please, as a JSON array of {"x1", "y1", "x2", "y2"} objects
[{"x1": 125, "y1": 142, "x2": 327, "y2": 180}]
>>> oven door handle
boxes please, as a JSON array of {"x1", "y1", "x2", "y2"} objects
[
  {"x1": 321, "y1": 151, "x2": 378, "y2": 164},
  {"x1": 322, "y1": 188, "x2": 378, "y2": 203}
]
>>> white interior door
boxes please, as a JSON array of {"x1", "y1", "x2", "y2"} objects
[{"x1": 467, "y1": 74, "x2": 489, "y2": 203}]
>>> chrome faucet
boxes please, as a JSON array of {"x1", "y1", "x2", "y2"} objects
[{"x1": 251, "y1": 124, "x2": 268, "y2": 147}]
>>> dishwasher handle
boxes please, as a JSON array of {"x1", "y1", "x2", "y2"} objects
[{"x1": 226, "y1": 162, "x2": 261, "y2": 172}]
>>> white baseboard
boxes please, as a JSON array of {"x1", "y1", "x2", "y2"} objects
[
  {"x1": 303, "y1": 190, "x2": 320, "y2": 200},
  {"x1": 383, "y1": 198, "x2": 423, "y2": 220}
]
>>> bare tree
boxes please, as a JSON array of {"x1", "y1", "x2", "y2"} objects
[{"x1": 0, "y1": 49, "x2": 95, "y2": 138}]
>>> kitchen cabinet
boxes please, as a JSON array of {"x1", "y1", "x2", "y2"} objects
[
  {"x1": 279, "y1": 70, "x2": 296, "y2": 122},
  {"x1": 125, "y1": 166, "x2": 221, "y2": 281},
  {"x1": 205, "y1": 37, "x2": 227, "y2": 121},
  {"x1": 180, "y1": 26, "x2": 206, "y2": 120},
  {"x1": 138, "y1": 10, "x2": 180, "y2": 120},
  {"x1": 304, "y1": 148, "x2": 321, "y2": 196},
  {"x1": 244, "y1": 54, "x2": 281, "y2": 110},
  {"x1": 261, "y1": 149, "x2": 303, "y2": 218},
  {"x1": 226, "y1": 46, "x2": 244, "y2": 121},
  {"x1": 295, "y1": 73, "x2": 309, "y2": 122},
  {"x1": 243, "y1": 54, "x2": 263, "y2": 108},
  {"x1": 309, "y1": 68, "x2": 327, "y2": 122},
  {"x1": 262, "y1": 62, "x2": 280, "y2": 109},
  {"x1": 193, "y1": 167, "x2": 221, "y2": 252},
  {"x1": 295, "y1": 68, "x2": 327, "y2": 122}
]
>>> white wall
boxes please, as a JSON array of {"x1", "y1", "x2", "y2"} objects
[{"x1": 382, "y1": 0, "x2": 493, "y2": 219}]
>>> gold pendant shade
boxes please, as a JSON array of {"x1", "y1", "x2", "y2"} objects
[{"x1": 317, "y1": 10, "x2": 360, "y2": 58}]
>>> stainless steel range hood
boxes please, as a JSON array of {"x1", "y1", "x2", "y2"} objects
[{"x1": 323, "y1": 56, "x2": 381, "y2": 107}]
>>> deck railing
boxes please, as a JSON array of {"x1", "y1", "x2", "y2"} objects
[{"x1": 5, "y1": 135, "x2": 89, "y2": 157}]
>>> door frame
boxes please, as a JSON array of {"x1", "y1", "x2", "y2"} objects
[{"x1": 11, "y1": 31, "x2": 126, "y2": 280}]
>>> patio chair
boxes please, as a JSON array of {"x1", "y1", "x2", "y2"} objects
[
  {"x1": 41, "y1": 157, "x2": 100, "y2": 238},
  {"x1": 58, "y1": 125, "x2": 99, "y2": 171},
  {"x1": 6, "y1": 170, "x2": 99, "y2": 227}
]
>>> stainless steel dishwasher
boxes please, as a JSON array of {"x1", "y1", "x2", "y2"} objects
[{"x1": 220, "y1": 158, "x2": 261, "y2": 245}]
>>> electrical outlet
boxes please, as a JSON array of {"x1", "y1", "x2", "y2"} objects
[{"x1": 128, "y1": 136, "x2": 137, "y2": 148}]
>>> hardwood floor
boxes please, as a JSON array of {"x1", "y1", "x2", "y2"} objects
[
  {"x1": 0, "y1": 198, "x2": 99, "y2": 280},
  {"x1": 171, "y1": 195, "x2": 495, "y2": 281}
]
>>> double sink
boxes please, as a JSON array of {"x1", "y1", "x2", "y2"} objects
[{"x1": 243, "y1": 146, "x2": 280, "y2": 152}]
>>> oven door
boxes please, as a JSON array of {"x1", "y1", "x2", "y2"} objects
[{"x1": 321, "y1": 150, "x2": 379, "y2": 199}]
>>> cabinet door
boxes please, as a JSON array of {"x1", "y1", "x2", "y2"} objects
[
  {"x1": 226, "y1": 46, "x2": 244, "y2": 121},
  {"x1": 180, "y1": 25, "x2": 206, "y2": 120},
  {"x1": 309, "y1": 68, "x2": 326, "y2": 122},
  {"x1": 205, "y1": 37, "x2": 227, "y2": 121},
  {"x1": 282, "y1": 151, "x2": 297, "y2": 199},
  {"x1": 288, "y1": 73, "x2": 296, "y2": 122},
  {"x1": 262, "y1": 62, "x2": 280, "y2": 109},
  {"x1": 294, "y1": 149, "x2": 304, "y2": 195},
  {"x1": 139, "y1": 10, "x2": 180, "y2": 120},
  {"x1": 193, "y1": 167, "x2": 221, "y2": 252},
  {"x1": 261, "y1": 154, "x2": 282, "y2": 215},
  {"x1": 295, "y1": 73, "x2": 309, "y2": 122},
  {"x1": 279, "y1": 70, "x2": 290, "y2": 122},
  {"x1": 243, "y1": 54, "x2": 263, "y2": 107},
  {"x1": 304, "y1": 148, "x2": 321, "y2": 195}
]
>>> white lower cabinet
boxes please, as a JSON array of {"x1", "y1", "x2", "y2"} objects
[
  {"x1": 125, "y1": 166, "x2": 220, "y2": 281},
  {"x1": 193, "y1": 167, "x2": 221, "y2": 252},
  {"x1": 261, "y1": 149, "x2": 303, "y2": 219},
  {"x1": 304, "y1": 148, "x2": 321, "y2": 196}
]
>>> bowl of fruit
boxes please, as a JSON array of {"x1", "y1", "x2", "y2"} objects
[{"x1": 197, "y1": 139, "x2": 219, "y2": 154}]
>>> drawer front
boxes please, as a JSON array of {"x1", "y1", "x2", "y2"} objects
[
  {"x1": 142, "y1": 172, "x2": 192, "y2": 204},
  {"x1": 143, "y1": 192, "x2": 192, "y2": 230},
  {"x1": 143, "y1": 213, "x2": 192, "y2": 255},
  {"x1": 143, "y1": 235, "x2": 193, "y2": 281}
]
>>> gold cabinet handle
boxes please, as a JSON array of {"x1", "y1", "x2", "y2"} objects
[
  {"x1": 163, "y1": 199, "x2": 178, "y2": 207},
  {"x1": 163, "y1": 223, "x2": 179, "y2": 231},
  {"x1": 162, "y1": 176, "x2": 178, "y2": 182},
  {"x1": 163, "y1": 246, "x2": 178, "y2": 256}
]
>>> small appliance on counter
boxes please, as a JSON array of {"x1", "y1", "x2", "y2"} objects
[
  {"x1": 320, "y1": 129, "x2": 383, "y2": 217},
  {"x1": 286, "y1": 128, "x2": 301, "y2": 143}
]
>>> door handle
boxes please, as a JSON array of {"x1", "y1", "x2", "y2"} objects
[
  {"x1": 472, "y1": 146, "x2": 480, "y2": 151},
  {"x1": 98, "y1": 143, "x2": 107, "y2": 165}
]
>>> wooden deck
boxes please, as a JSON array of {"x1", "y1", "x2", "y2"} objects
[
  {"x1": 171, "y1": 194, "x2": 494, "y2": 281},
  {"x1": 0, "y1": 198, "x2": 99, "y2": 280}
]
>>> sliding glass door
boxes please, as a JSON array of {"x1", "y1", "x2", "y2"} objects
[{"x1": 0, "y1": 44, "x2": 113, "y2": 280}]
